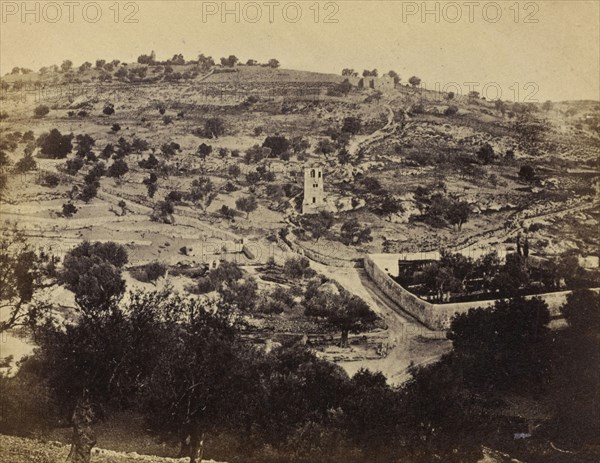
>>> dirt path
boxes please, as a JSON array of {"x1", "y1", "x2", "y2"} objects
[
  {"x1": 308, "y1": 261, "x2": 451, "y2": 385},
  {"x1": 464, "y1": 197, "x2": 597, "y2": 252},
  {"x1": 347, "y1": 103, "x2": 398, "y2": 158}
]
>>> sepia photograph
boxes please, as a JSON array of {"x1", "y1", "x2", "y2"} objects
[{"x1": 0, "y1": 1, "x2": 599, "y2": 462}]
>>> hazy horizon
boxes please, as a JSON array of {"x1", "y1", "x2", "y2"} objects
[{"x1": 1, "y1": 0, "x2": 599, "y2": 102}]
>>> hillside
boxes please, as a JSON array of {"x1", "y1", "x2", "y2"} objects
[
  {"x1": 1, "y1": 57, "x2": 599, "y2": 463},
  {"x1": 1, "y1": 59, "x2": 598, "y2": 349},
  {"x1": 1, "y1": 59, "x2": 598, "y2": 283}
]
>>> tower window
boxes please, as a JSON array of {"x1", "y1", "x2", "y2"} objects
[
  {"x1": 318, "y1": 171, "x2": 321, "y2": 178},
  {"x1": 312, "y1": 197, "x2": 316, "y2": 203},
  {"x1": 310, "y1": 169, "x2": 315, "y2": 178}
]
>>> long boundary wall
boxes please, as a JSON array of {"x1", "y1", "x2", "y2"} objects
[{"x1": 364, "y1": 254, "x2": 598, "y2": 330}]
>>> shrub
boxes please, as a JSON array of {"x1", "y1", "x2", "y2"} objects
[
  {"x1": 166, "y1": 190, "x2": 183, "y2": 203},
  {"x1": 444, "y1": 105, "x2": 458, "y2": 116},
  {"x1": 263, "y1": 135, "x2": 291, "y2": 157},
  {"x1": 204, "y1": 117, "x2": 226, "y2": 138},
  {"x1": 0, "y1": 367, "x2": 57, "y2": 436},
  {"x1": 410, "y1": 103, "x2": 425, "y2": 114},
  {"x1": 41, "y1": 174, "x2": 60, "y2": 187},
  {"x1": 341, "y1": 117, "x2": 362, "y2": 135},
  {"x1": 529, "y1": 223, "x2": 544, "y2": 232},
  {"x1": 79, "y1": 182, "x2": 99, "y2": 202},
  {"x1": 256, "y1": 298, "x2": 286, "y2": 314},
  {"x1": 220, "y1": 205, "x2": 236, "y2": 219},
  {"x1": 340, "y1": 219, "x2": 373, "y2": 245},
  {"x1": 139, "y1": 153, "x2": 159, "y2": 169},
  {"x1": 34, "y1": 105, "x2": 50, "y2": 118},
  {"x1": 145, "y1": 261, "x2": 168, "y2": 283},
  {"x1": 224, "y1": 181, "x2": 238, "y2": 192},
  {"x1": 85, "y1": 162, "x2": 106, "y2": 183},
  {"x1": 108, "y1": 159, "x2": 129, "y2": 178},
  {"x1": 62, "y1": 203, "x2": 78, "y2": 217},
  {"x1": 283, "y1": 256, "x2": 315, "y2": 279},
  {"x1": 266, "y1": 184, "x2": 284, "y2": 200},
  {"x1": 519, "y1": 164, "x2": 535, "y2": 182},
  {"x1": 477, "y1": 143, "x2": 495, "y2": 164},
  {"x1": 227, "y1": 164, "x2": 241, "y2": 178},
  {"x1": 263, "y1": 171, "x2": 276, "y2": 182},
  {"x1": 37, "y1": 129, "x2": 73, "y2": 159},
  {"x1": 65, "y1": 157, "x2": 84, "y2": 175},
  {"x1": 14, "y1": 154, "x2": 37, "y2": 173}
]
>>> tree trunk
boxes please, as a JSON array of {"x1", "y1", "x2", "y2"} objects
[
  {"x1": 188, "y1": 428, "x2": 204, "y2": 463},
  {"x1": 340, "y1": 330, "x2": 349, "y2": 348},
  {"x1": 179, "y1": 425, "x2": 205, "y2": 463},
  {"x1": 67, "y1": 399, "x2": 96, "y2": 463}
]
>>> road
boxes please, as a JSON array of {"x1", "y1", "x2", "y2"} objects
[
  {"x1": 309, "y1": 261, "x2": 451, "y2": 385},
  {"x1": 347, "y1": 104, "x2": 398, "y2": 158}
]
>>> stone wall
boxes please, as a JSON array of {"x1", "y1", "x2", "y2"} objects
[
  {"x1": 279, "y1": 234, "x2": 362, "y2": 268},
  {"x1": 364, "y1": 256, "x2": 454, "y2": 329},
  {"x1": 364, "y1": 254, "x2": 599, "y2": 330}
]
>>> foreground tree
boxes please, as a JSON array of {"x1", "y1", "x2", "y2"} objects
[
  {"x1": 0, "y1": 226, "x2": 50, "y2": 332},
  {"x1": 448, "y1": 297, "x2": 550, "y2": 388},
  {"x1": 139, "y1": 296, "x2": 258, "y2": 463},
  {"x1": 33, "y1": 241, "x2": 128, "y2": 462},
  {"x1": 36, "y1": 290, "x2": 169, "y2": 463},
  {"x1": 548, "y1": 290, "x2": 600, "y2": 445},
  {"x1": 305, "y1": 288, "x2": 377, "y2": 347},
  {"x1": 59, "y1": 241, "x2": 127, "y2": 315}
]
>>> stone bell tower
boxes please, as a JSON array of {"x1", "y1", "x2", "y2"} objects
[{"x1": 302, "y1": 166, "x2": 326, "y2": 214}]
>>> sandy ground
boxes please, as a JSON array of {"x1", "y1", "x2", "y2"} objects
[{"x1": 0, "y1": 434, "x2": 224, "y2": 463}]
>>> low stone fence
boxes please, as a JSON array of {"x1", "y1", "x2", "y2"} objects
[
  {"x1": 364, "y1": 254, "x2": 598, "y2": 330},
  {"x1": 280, "y1": 235, "x2": 363, "y2": 268}
]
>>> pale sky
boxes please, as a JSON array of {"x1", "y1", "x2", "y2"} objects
[{"x1": 1, "y1": 0, "x2": 598, "y2": 101}]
